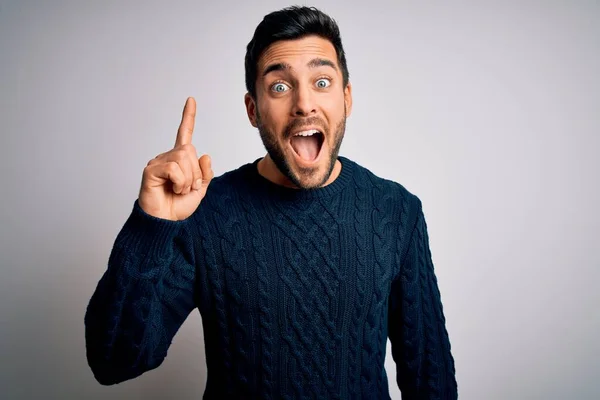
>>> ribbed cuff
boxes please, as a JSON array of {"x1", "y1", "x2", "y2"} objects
[{"x1": 114, "y1": 199, "x2": 187, "y2": 262}]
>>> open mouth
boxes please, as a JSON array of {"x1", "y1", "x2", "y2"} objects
[{"x1": 289, "y1": 129, "x2": 325, "y2": 163}]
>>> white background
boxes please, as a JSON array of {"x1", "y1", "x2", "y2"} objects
[{"x1": 1, "y1": 0, "x2": 599, "y2": 398}]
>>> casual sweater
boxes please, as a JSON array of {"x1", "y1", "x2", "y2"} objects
[{"x1": 84, "y1": 156, "x2": 458, "y2": 399}]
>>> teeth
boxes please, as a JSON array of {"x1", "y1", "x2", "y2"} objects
[{"x1": 294, "y1": 129, "x2": 319, "y2": 137}]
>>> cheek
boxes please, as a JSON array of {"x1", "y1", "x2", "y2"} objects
[
  {"x1": 322, "y1": 97, "x2": 346, "y2": 125},
  {"x1": 260, "y1": 100, "x2": 289, "y2": 131}
]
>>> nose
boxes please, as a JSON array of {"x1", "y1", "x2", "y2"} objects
[{"x1": 291, "y1": 85, "x2": 316, "y2": 116}]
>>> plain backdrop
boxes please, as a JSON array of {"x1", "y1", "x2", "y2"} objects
[{"x1": 1, "y1": 0, "x2": 599, "y2": 399}]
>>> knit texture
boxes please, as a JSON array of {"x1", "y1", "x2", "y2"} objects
[{"x1": 85, "y1": 156, "x2": 457, "y2": 399}]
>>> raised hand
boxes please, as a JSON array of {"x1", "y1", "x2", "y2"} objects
[{"x1": 138, "y1": 97, "x2": 214, "y2": 221}]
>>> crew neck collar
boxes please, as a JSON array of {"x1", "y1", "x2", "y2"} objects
[{"x1": 246, "y1": 156, "x2": 354, "y2": 201}]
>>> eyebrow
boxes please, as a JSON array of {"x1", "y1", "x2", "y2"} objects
[{"x1": 262, "y1": 58, "x2": 338, "y2": 76}]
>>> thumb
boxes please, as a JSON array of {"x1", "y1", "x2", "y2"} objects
[{"x1": 197, "y1": 154, "x2": 214, "y2": 189}]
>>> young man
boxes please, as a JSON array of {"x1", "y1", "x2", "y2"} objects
[{"x1": 85, "y1": 6, "x2": 458, "y2": 399}]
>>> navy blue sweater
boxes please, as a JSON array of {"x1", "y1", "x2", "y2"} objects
[{"x1": 85, "y1": 156, "x2": 457, "y2": 399}]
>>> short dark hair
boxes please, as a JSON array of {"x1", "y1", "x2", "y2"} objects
[{"x1": 244, "y1": 6, "x2": 350, "y2": 99}]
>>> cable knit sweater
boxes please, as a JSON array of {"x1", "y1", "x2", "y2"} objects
[{"x1": 84, "y1": 156, "x2": 457, "y2": 399}]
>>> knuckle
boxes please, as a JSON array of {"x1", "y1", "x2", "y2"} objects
[
  {"x1": 184, "y1": 144, "x2": 197, "y2": 157},
  {"x1": 142, "y1": 166, "x2": 152, "y2": 178},
  {"x1": 165, "y1": 161, "x2": 178, "y2": 174},
  {"x1": 147, "y1": 155, "x2": 160, "y2": 166},
  {"x1": 176, "y1": 143, "x2": 194, "y2": 154},
  {"x1": 174, "y1": 148, "x2": 186, "y2": 158},
  {"x1": 149, "y1": 152, "x2": 164, "y2": 164}
]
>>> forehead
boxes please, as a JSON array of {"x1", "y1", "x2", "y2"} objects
[{"x1": 258, "y1": 35, "x2": 339, "y2": 73}]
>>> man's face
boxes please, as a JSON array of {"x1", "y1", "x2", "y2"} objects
[{"x1": 245, "y1": 35, "x2": 352, "y2": 189}]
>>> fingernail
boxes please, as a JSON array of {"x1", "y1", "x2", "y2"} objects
[{"x1": 193, "y1": 179, "x2": 202, "y2": 190}]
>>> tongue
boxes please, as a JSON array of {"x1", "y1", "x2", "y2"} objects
[{"x1": 291, "y1": 135, "x2": 320, "y2": 161}]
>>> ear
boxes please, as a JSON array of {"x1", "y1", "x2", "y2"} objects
[
  {"x1": 344, "y1": 81, "x2": 353, "y2": 117},
  {"x1": 244, "y1": 92, "x2": 258, "y2": 127}
]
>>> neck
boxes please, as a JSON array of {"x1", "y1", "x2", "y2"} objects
[{"x1": 257, "y1": 154, "x2": 342, "y2": 189}]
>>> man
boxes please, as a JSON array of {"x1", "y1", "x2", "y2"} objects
[{"x1": 85, "y1": 6, "x2": 458, "y2": 399}]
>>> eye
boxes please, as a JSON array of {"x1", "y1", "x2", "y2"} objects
[
  {"x1": 316, "y1": 78, "x2": 331, "y2": 88},
  {"x1": 271, "y1": 82, "x2": 290, "y2": 93}
]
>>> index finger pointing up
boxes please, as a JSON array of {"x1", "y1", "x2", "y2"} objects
[{"x1": 175, "y1": 97, "x2": 196, "y2": 147}]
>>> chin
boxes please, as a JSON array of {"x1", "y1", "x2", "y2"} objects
[
  {"x1": 286, "y1": 151, "x2": 335, "y2": 189},
  {"x1": 291, "y1": 169, "x2": 328, "y2": 189}
]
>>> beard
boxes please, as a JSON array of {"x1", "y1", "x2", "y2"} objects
[{"x1": 256, "y1": 106, "x2": 347, "y2": 190}]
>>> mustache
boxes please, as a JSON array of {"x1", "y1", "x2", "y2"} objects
[{"x1": 284, "y1": 117, "x2": 327, "y2": 139}]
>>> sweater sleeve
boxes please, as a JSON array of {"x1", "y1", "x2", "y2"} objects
[
  {"x1": 388, "y1": 199, "x2": 458, "y2": 399},
  {"x1": 84, "y1": 200, "x2": 200, "y2": 385}
]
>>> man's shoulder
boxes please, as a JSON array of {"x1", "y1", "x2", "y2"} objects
[{"x1": 342, "y1": 156, "x2": 422, "y2": 210}]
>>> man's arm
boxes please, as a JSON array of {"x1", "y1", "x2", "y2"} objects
[
  {"x1": 388, "y1": 198, "x2": 458, "y2": 399},
  {"x1": 84, "y1": 200, "x2": 199, "y2": 385}
]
